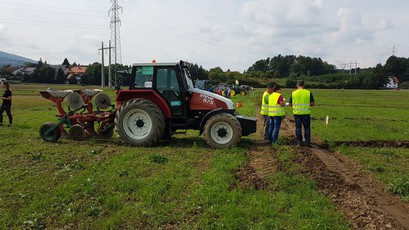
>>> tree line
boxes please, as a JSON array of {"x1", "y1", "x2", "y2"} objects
[
  {"x1": 191, "y1": 55, "x2": 409, "y2": 89},
  {"x1": 1, "y1": 55, "x2": 408, "y2": 89}
]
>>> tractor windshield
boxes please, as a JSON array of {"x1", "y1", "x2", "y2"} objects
[{"x1": 183, "y1": 68, "x2": 194, "y2": 90}]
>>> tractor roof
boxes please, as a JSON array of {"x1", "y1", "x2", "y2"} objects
[
  {"x1": 132, "y1": 62, "x2": 178, "y2": 67},
  {"x1": 132, "y1": 61, "x2": 190, "y2": 67}
]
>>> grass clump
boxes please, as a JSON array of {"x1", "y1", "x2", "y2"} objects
[
  {"x1": 389, "y1": 177, "x2": 409, "y2": 201},
  {"x1": 148, "y1": 154, "x2": 169, "y2": 164}
]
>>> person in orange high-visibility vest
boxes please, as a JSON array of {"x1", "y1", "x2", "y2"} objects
[
  {"x1": 260, "y1": 83, "x2": 274, "y2": 140},
  {"x1": 267, "y1": 84, "x2": 285, "y2": 145},
  {"x1": 289, "y1": 80, "x2": 315, "y2": 147}
]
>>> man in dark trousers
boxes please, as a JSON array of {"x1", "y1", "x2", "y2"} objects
[
  {"x1": 0, "y1": 81, "x2": 13, "y2": 126},
  {"x1": 260, "y1": 83, "x2": 274, "y2": 140},
  {"x1": 289, "y1": 81, "x2": 314, "y2": 146}
]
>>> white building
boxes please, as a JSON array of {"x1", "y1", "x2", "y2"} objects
[{"x1": 385, "y1": 76, "x2": 399, "y2": 89}]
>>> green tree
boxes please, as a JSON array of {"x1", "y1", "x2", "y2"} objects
[
  {"x1": 62, "y1": 58, "x2": 70, "y2": 67},
  {"x1": 373, "y1": 63, "x2": 389, "y2": 88},
  {"x1": 208, "y1": 67, "x2": 225, "y2": 82},
  {"x1": 32, "y1": 64, "x2": 55, "y2": 83},
  {"x1": 55, "y1": 68, "x2": 67, "y2": 84},
  {"x1": 37, "y1": 59, "x2": 44, "y2": 68},
  {"x1": 384, "y1": 56, "x2": 409, "y2": 82},
  {"x1": 81, "y1": 62, "x2": 102, "y2": 85},
  {"x1": 0, "y1": 67, "x2": 12, "y2": 77}
]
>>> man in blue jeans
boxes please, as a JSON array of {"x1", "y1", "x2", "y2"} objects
[
  {"x1": 289, "y1": 81, "x2": 315, "y2": 147},
  {"x1": 267, "y1": 84, "x2": 285, "y2": 145}
]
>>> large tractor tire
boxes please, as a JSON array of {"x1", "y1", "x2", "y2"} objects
[
  {"x1": 115, "y1": 98, "x2": 165, "y2": 147},
  {"x1": 39, "y1": 122, "x2": 62, "y2": 143},
  {"x1": 204, "y1": 113, "x2": 242, "y2": 149}
]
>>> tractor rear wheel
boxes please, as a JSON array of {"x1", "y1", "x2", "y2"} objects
[
  {"x1": 39, "y1": 122, "x2": 62, "y2": 142},
  {"x1": 115, "y1": 98, "x2": 165, "y2": 147},
  {"x1": 204, "y1": 113, "x2": 242, "y2": 149}
]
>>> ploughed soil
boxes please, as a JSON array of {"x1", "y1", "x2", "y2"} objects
[{"x1": 234, "y1": 115, "x2": 409, "y2": 229}]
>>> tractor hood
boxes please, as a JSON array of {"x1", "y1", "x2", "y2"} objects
[{"x1": 189, "y1": 88, "x2": 235, "y2": 111}]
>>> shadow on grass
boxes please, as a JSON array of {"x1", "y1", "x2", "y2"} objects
[{"x1": 50, "y1": 134, "x2": 257, "y2": 150}]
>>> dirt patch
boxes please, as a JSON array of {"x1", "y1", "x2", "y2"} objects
[
  {"x1": 233, "y1": 113, "x2": 279, "y2": 190},
  {"x1": 280, "y1": 117, "x2": 409, "y2": 230},
  {"x1": 233, "y1": 140, "x2": 279, "y2": 190},
  {"x1": 333, "y1": 140, "x2": 409, "y2": 148}
]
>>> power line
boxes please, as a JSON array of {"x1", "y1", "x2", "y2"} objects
[
  {"x1": 109, "y1": 0, "x2": 123, "y2": 87},
  {"x1": 392, "y1": 45, "x2": 397, "y2": 56}
]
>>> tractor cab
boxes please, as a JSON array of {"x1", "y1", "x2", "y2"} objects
[{"x1": 128, "y1": 61, "x2": 192, "y2": 117}]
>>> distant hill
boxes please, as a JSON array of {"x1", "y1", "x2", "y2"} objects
[{"x1": 0, "y1": 51, "x2": 36, "y2": 67}]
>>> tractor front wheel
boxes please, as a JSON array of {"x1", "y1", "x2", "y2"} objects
[
  {"x1": 115, "y1": 99, "x2": 165, "y2": 147},
  {"x1": 39, "y1": 122, "x2": 62, "y2": 142},
  {"x1": 204, "y1": 113, "x2": 242, "y2": 149}
]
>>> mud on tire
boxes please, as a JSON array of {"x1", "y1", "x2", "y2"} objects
[
  {"x1": 204, "y1": 113, "x2": 242, "y2": 149},
  {"x1": 115, "y1": 98, "x2": 165, "y2": 147}
]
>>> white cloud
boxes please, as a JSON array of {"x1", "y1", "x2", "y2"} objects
[{"x1": 0, "y1": 0, "x2": 407, "y2": 70}]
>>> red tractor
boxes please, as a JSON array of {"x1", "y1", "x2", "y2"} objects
[{"x1": 40, "y1": 61, "x2": 257, "y2": 148}]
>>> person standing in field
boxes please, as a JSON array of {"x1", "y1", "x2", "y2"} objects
[
  {"x1": 0, "y1": 81, "x2": 13, "y2": 126},
  {"x1": 260, "y1": 83, "x2": 274, "y2": 140},
  {"x1": 267, "y1": 84, "x2": 285, "y2": 145},
  {"x1": 289, "y1": 80, "x2": 315, "y2": 147}
]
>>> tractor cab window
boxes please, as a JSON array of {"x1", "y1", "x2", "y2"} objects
[
  {"x1": 183, "y1": 68, "x2": 194, "y2": 90},
  {"x1": 133, "y1": 66, "x2": 153, "y2": 88},
  {"x1": 156, "y1": 68, "x2": 182, "y2": 116}
]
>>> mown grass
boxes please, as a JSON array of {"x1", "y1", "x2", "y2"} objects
[{"x1": 0, "y1": 84, "x2": 350, "y2": 228}]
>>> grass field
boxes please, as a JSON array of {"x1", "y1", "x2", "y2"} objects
[{"x1": 0, "y1": 83, "x2": 408, "y2": 228}]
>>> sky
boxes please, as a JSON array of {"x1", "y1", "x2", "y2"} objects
[{"x1": 1, "y1": 0, "x2": 408, "y2": 71}]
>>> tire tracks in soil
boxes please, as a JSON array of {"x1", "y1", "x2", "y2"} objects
[
  {"x1": 281, "y1": 117, "x2": 409, "y2": 230},
  {"x1": 236, "y1": 112, "x2": 409, "y2": 229}
]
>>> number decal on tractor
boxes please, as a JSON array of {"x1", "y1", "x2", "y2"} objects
[{"x1": 200, "y1": 94, "x2": 214, "y2": 105}]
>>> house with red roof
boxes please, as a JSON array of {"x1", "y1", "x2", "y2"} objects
[{"x1": 67, "y1": 66, "x2": 87, "y2": 84}]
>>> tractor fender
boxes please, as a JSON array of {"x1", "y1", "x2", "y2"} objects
[
  {"x1": 199, "y1": 108, "x2": 235, "y2": 135},
  {"x1": 115, "y1": 90, "x2": 172, "y2": 118}
]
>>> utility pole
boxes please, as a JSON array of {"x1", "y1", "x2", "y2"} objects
[
  {"x1": 108, "y1": 40, "x2": 112, "y2": 88},
  {"x1": 392, "y1": 45, "x2": 397, "y2": 56},
  {"x1": 98, "y1": 41, "x2": 114, "y2": 88},
  {"x1": 99, "y1": 42, "x2": 105, "y2": 88},
  {"x1": 109, "y1": 0, "x2": 123, "y2": 88},
  {"x1": 354, "y1": 61, "x2": 358, "y2": 75}
]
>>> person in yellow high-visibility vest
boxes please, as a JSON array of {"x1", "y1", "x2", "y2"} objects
[
  {"x1": 267, "y1": 84, "x2": 285, "y2": 144},
  {"x1": 289, "y1": 80, "x2": 315, "y2": 147},
  {"x1": 260, "y1": 84, "x2": 274, "y2": 140}
]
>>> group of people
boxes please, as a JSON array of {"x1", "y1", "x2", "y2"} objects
[
  {"x1": 261, "y1": 80, "x2": 314, "y2": 147},
  {"x1": 0, "y1": 81, "x2": 12, "y2": 127}
]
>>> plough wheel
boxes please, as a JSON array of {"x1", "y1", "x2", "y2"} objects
[
  {"x1": 39, "y1": 122, "x2": 62, "y2": 142},
  {"x1": 98, "y1": 122, "x2": 114, "y2": 139},
  {"x1": 69, "y1": 124, "x2": 87, "y2": 141}
]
